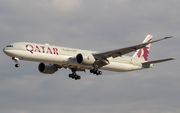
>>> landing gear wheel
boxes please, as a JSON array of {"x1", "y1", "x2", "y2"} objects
[
  {"x1": 77, "y1": 76, "x2": 81, "y2": 80},
  {"x1": 93, "y1": 69, "x2": 97, "y2": 74},
  {"x1": 69, "y1": 74, "x2": 72, "y2": 78},
  {"x1": 15, "y1": 64, "x2": 20, "y2": 68},
  {"x1": 99, "y1": 71, "x2": 102, "y2": 75},
  {"x1": 74, "y1": 75, "x2": 81, "y2": 80},
  {"x1": 96, "y1": 70, "x2": 99, "y2": 75},
  {"x1": 75, "y1": 76, "x2": 78, "y2": 80},
  {"x1": 90, "y1": 69, "x2": 93, "y2": 73}
]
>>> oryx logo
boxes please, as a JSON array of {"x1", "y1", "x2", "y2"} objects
[
  {"x1": 137, "y1": 38, "x2": 152, "y2": 61},
  {"x1": 87, "y1": 56, "x2": 90, "y2": 60}
]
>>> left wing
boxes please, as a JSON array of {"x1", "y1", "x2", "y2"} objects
[
  {"x1": 141, "y1": 58, "x2": 175, "y2": 68},
  {"x1": 142, "y1": 58, "x2": 175, "y2": 65},
  {"x1": 94, "y1": 36, "x2": 173, "y2": 59}
]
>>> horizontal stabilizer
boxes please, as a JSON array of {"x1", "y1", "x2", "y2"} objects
[{"x1": 142, "y1": 58, "x2": 175, "y2": 65}]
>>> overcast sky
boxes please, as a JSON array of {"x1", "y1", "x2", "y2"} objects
[{"x1": 0, "y1": 0, "x2": 179, "y2": 113}]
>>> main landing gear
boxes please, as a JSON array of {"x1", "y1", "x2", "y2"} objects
[
  {"x1": 68, "y1": 69, "x2": 102, "y2": 80},
  {"x1": 90, "y1": 63, "x2": 102, "y2": 76},
  {"x1": 69, "y1": 73, "x2": 81, "y2": 80},
  {"x1": 12, "y1": 57, "x2": 20, "y2": 68},
  {"x1": 68, "y1": 69, "x2": 81, "y2": 80},
  {"x1": 90, "y1": 69, "x2": 102, "y2": 75}
]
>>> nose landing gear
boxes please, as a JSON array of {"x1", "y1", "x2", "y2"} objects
[{"x1": 12, "y1": 57, "x2": 20, "y2": 68}]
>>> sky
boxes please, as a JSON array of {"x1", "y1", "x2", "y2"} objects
[{"x1": 0, "y1": 0, "x2": 179, "y2": 113}]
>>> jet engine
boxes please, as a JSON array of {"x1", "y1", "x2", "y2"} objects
[
  {"x1": 76, "y1": 53, "x2": 96, "y2": 65},
  {"x1": 38, "y1": 63, "x2": 58, "y2": 74}
]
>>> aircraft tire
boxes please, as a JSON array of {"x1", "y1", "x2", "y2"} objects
[
  {"x1": 77, "y1": 76, "x2": 81, "y2": 80},
  {"x1": 90, "y1": 69, "x2": 93, "y2": 73},
  {"x1": 99, "y1": 71, "x2": 102, "y2": 75},
  {"x1": 15, "y1": 64, "x2": 20, "y2": 68},
  {"x1": 74, "y1": 75, "x2": 81, "y2": 80},
  {"x1": 69, "y1": 74, "x2": 72, "y2": 78}
]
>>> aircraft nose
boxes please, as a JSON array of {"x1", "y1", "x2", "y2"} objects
[
  {"x1": 3, "y1": 47, "x2": 13, "y2": 56},
  {"x1": 3, "y1": 47, "x2": 7, "y2": 54},
  {"x1": 3, "y1": 44, "x2": 15, "y2": 56}
]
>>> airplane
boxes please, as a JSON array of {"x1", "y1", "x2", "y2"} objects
[{"x1": 3, "y1": 35, "x2": 174, "y2": 80}]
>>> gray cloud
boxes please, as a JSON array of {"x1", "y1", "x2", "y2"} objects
[{"x1": 0, "y1": 0, "x2": 179, "y2": 113}]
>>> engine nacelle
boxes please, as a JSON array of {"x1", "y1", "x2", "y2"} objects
[
  {"x1": 38, "y1": 63, "x2": 58, "y2": 74},
  {"x1": 76, "y1": 53, "x2": 96, "y2": 65}
]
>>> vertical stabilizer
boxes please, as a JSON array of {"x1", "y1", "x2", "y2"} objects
[{"x1": 133, "y1": 35, "x2": 153, "y2": 61}]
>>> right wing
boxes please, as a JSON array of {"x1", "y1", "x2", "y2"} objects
[
  {"x1": 94, "y1": 36, "x2": 173, "y2": 59},
  {"x1": 66, "y1": 36, "x2": 173, "y2": 69},
  {"x1": 93, "y1": 36, "x2": 173, "y2": 68}
]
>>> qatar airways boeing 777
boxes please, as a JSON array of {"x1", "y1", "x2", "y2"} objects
[{"x1": 3, "y1": 35, "x2": 174, "y2": 80}]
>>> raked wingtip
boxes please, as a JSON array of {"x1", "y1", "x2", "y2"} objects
[{"x1": 165, "y1": 36, "x2": 173, "y2": 39}]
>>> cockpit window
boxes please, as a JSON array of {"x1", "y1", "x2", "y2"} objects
[{"x1": 6, "y1": 45, "x2": 14, "y2": 47}]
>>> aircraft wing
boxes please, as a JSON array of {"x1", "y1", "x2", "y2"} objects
[
  {"x1": 94, "y1": 36, "x2": 173, "y2": 59},
  {"x1": 142, "y1": 58, "x2": 175, "y2": 65},
  {"x1": 66, "y1": 36, "x2": 173, "y2": 69}
]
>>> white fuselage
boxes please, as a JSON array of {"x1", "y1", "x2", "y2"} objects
[{"x1": 3, "y1": 42, "x2": 150, "y2": 72}]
